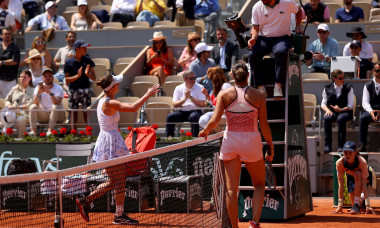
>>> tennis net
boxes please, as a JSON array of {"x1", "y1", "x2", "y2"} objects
[{"x1": 0, "y1": 132, "x2": 228, "y2": 227}]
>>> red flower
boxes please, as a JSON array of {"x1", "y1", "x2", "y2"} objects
[
  {"x1": 60, "y1": 127, "x2": 67, "y2": 134},
  {"x1": 127, "y1": 126, "x2": 133, "y2": 131},
  {"x1": 85, "y1": 126, "x2": 93, "y2": 132},
  {"x1": 70, "y1": 129, "x2": 77, "y2": 135},
  {"x1": 152, "y1": 124, "x2": 158, "y2": 129},
  {"x1": 6, "y1": 128, "x2": 13, "y2": 135},
  {"x1": 180, "y1": 129, "x2": 185, "y2": 133},
  {"x1": 40, "y1": 132, "x2": 46, "y2": 137},
  {"x1": 24, "y1": 132, "x2": 28, "y2": 136},
  {"x1": 86, "y1": 131, "x2": 92, "y2": 136},
  {"x1": 185, "y1": 132, "x2": 192, "y2": 137},
  {"x1": 79, "y1": 130, "x2": 86, "y2": 136},
  {"x1": 118, "y1": 129, "x2": 121, "y2": 132},
  {"x1": 51, "y1": 130, "x2": 58, "y2": 136}
]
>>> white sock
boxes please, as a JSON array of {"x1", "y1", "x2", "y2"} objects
[
  {"x1": 116, "y1": 205, "x2": 124, "y2": 217},
  {"x1": 354, "y1": 196, "x2": 360, "y2": 205}
]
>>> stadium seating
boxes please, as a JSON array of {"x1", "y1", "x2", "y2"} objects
[
  {"x1": 354, "y1": 2, "x2": 371, "y2": 21},
  {"x1": 153, "y1": 21, "x2": 176, "y2": 28},
  {"x1": 145, "y1": 96, "x2": 173, "y2": 127},
  {"x1": 324, "y1": 3, "x2": 341, "y2": 23},
  {"x1": 117, "y1": 97, "x2": 141, "y2": 127},
  {"x1": 90, "y1": 5, "x2": 111, "y2": 14},
  {"x1": 127, "y1": 21, "x2": 150, "y2": 28},
  {"x1": 302, "y1": 73, "x2": 329, "y2": 80},
  {"x1": 303, "y1": 93, "x2": 318, "y2": 129},
  {"x1": 102, "y1": 22, "x2": 123, "y2": 29},
  {"x1": 162, "y1": 81, "x2": 183, "y2": 97}
]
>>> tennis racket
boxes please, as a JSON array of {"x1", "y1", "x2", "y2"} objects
[{"x1": 265, "y1": 159, "x2": 277, "y2": 190}]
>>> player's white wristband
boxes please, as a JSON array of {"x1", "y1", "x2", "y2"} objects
[
  {"x1": 338, "y1": 199, "x2": 343, "y2": 207},
  {"x1": 365, "y1": 198, "x2": 370, "y2": 207}
]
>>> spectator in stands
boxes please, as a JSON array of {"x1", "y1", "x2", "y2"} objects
[
  {"x1": 0, "y1": 0, "x2": 17, "y2": 33},
  {"x1": 20, "y1": 36, "x2": 52, "y2": 68},
  {"x1": 343, "y1": 27, "x2": 373, "y2": 62},
  {"x1": 146, "y1": 31, "x2": 173, "y2": 84},
  {"x1": 8, "y1": 0, "x2": 22, "y2": 31},
  {"x1": 110, "y1": 0, "x2": 136, "y2": 27},
  {"x1": 29, "y1": 67, "x2": 65, "y2": 136},
  {"x1": 70, "y1": 0, "x2": 103, "y2": 31},
  {"x1": 189, "y1": 42, "x2": 215, "y2": 93},
  {"x1": 0, "y1": 27, "x2": 20, "y2": 98},
  {"x1": 211, "y1": 27, "x2": 238, "y2": 75},
  {"x1": 5, "y1": 70, "x2": 34, "y2": 138},
  {"x1": 64, "y1": 39, "x2": 95, "y2": 129},
  {"x1": 178, "y1": 31, "x2": 201, "y2": 72},
  {"x1": 302, "y1": 0, "x2": 330, "y2": 24},
  {"x1": 169, "y1": 0, "x2": 196, "y2": 26},
  {"x1": 25, "y1": 49, "x2": 44, "y2": 87},
  {"x1": 54, "y1": 31, "x2": 76, "y2": 83},
  {"x1": 194, "y1": 0, "x2": 219, "y2": 43},
  {"x1": 349, "y1": 40, "x2": 373, "y2": 79},
  {"x1": 25, "y1": 1, "x2": 70, "y2": 32},
  {"x1": 22, "y1": 0, "x2": 39, "y2": 21},
  {"x1": 335, "y1": 0, "x2": 364, "y2": 23},
  {"x1": 321, "y1": 69, "x2": 355, "y2": 153},
  {"x1": 165, "y1": 70, "x2": 206, "y2": 137},
  {"x1": 372, "y1": 0, "x2": 380, "y2": 8},
  {"x1": 249, "y1": 0, "x2": 303, "y2": 98},
  {"x1": 199, "y1": 66, "x2": 231, "y2": 130},
  {"x1": 136, "y1": 0, "x2": 166, "y2": 27},
  {"x1": 358, "y1": 61, "x2": 380, "y2": 152},
  {"x1": 305, "y1": 23, "x2": 339, "y2": 76}
]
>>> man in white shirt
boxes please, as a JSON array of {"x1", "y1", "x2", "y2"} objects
[
  {"x1": 358, "y1": 62, "x2": 380, "y2": 152},
  {"x1": 110, "y1": 0, "x2": 136, "y2": 27},
  {"x1": 54, "y1": 31, "x2": 76, "y2": 82},
  {"x1": 321, "y1": 69, "x2": 355, "y2": 153},
  {"x1": 343, "y1": 27, "x2": 373, "y2": 61},
  {"x1": 25, "y1": 1, "x2": 70, "y2": 32},
  {"x1": 0, "y1": 0, "x2": 17, "y2": 33},
  {"x1": 248, "y1": 0, "x2": 303, "y2": 98},
  {"x1": 29, "y1": 68, "x2": 65, "y2": 136},
  {"x1": 165, "y1": 70, "x2": 206, "y2": 137}
]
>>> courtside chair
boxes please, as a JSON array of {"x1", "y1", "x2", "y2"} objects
[
  {"x1": 153, "y1": 21, "x2": 175, "y2": 28},
  {"x1": 102, "y1": 22, "x2": 123, "y2": 29},
  {"x1": 145, "y1": 100, "x2": 173, "y2": 128},
  {"x1": 113, "y1": 63, "x2": 129, "y2": 75},
  {"x1": 302, "y1": 72, "x2": 329, "y2": 80},
  {"x1": 133, "y1": 75, "x2": 160, "y2": 84},
  {"x1": 131, "y1": 82, "x2": 156, "y2": 98},
  {"x1": 127, "y1": 21, "x2": 150, "y2": 28},
  {"x1": 94, "y1": 65, "x2": 109, "y2": 79},
  {"x1": 303, "y1": 93, "x2": 318, "y2": 130},
  {"x1": 162, "y1": 81, "x2": 182, "y2": 97},
  {"x1": 115, "y1": 57, "x2": 135, "y2": 65},
  {"x1": 93, "y1": 58, "x2": 111, "y2": 69},
  {"x1": 354, "y1": 2, "x2": 371, "y2": 21},
  {"x1": 166, "y1": 75, "x2": 184, "y2": 82}
]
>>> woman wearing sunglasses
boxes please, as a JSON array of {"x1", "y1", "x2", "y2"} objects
[
  {"x1": 146, "y1": 31, "x2": 174, "y2": 84},
  {"x1": 24, "y1": 49, "x2": 45, "y2": 87},
  {"x1": 178, "y1": 32, "x2": 201, "y2": 71},
  {"x1": 20, "y1": 36, "x2": 52, "y2": 68},
  {"x1": 70, "y1": 0, "x2": 103, "y2": 31}
]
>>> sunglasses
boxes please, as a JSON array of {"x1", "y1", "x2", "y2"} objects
[
  {"x1": 336, "y1": 77, "x2": 345, "y2": 80},
  {"x1": 317, "y1": 30, "x2": 327, "y2": 34},
  {"x1": 50, "y1": 5, "x2": 58, "y2": 8},
  {"x1": 190, "y1": 38, "x2": 201, "y2": 42},
  {"x1": 374, "y1": 69, "x2": 380, "y2": 73},
  {"x1": 36, "y1": 41, "x2": 45, "y2": 45},
  {"x1": 186, "y1": 77, "x2": 196, "y2": 81},
  {"x1": 32, "y1": 58, "x2": 41, "y2": 61},
  {"x1": 153, "y1": 40, "x2": 163, "y2": 44}
]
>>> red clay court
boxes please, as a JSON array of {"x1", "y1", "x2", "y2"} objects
[{"x1": 1, "y1": 197, "x2": 380, "y2": 227}]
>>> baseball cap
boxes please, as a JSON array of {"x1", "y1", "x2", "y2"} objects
[
  {"x1": 45, "y1": 1, "x2": 56, "y2": 11},
  {"x1": 350, "y1": 40, "x2": 361, "y2": 48},
  {"x1": 77, "y1": 0, "x2": 88, "y2": 6},
  {"x1": 73, "y1": 39, "x2": 91, "y2": 49},
  {"x1": 317, "y1": 23, "x2": 329, "y2": 32},
  {"x1": 42, "y1": 67, "x2": 53, "y2": 74},
  {"x1": 194, "y1": 42, "x2": 213, "y2": 53},
  {"x1": 343, "y1": 141, "x2": 356, "y2": 152}
]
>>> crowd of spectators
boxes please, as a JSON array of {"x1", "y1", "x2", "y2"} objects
[{"x1": 1, "y1": 0, "x2": 380, "y2": 142}]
